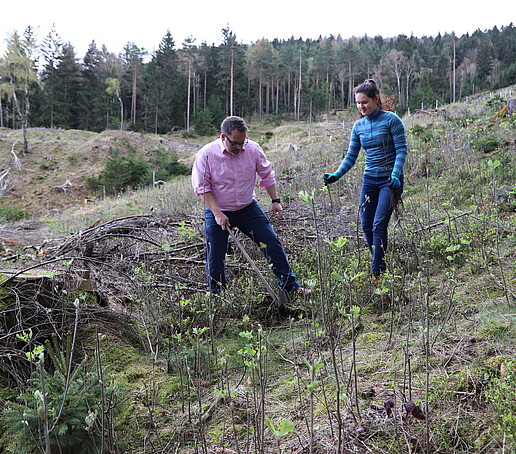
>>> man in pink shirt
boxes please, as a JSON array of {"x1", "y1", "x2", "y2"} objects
[{"x1": 192, "y1": 116, "x2": 310, "y2": 298}]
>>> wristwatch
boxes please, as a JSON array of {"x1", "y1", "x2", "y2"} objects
[{"x1": 271, "y1": 198, "x2": 281, "y2": 203}]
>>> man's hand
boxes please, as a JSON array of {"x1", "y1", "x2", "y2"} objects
[
  {"x1": 201, "y1": 192, "x2": 230, "y2": 230},
  {"x1": 272, "y1": 201, "x2": 283, "y2": 219},
  {"x1": 214, "y1": 211, "x2": 230, "y2": 230}
]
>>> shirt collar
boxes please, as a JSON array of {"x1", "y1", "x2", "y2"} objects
[
  {"x1": 369, "y1": 108, "x2": 381, "y2": 119},
  {"x1": 218, "y1": 137, "x2": 226, "y2": 154}
]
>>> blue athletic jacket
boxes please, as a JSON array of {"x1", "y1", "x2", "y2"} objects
[{"x1": 335, "y1": 108, "x2": 407, "y2": 179}]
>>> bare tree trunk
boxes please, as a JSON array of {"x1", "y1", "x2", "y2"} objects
[
  {"x1": 275, "y1": 78, "x2": 279, "y2": 114},
  {"x1": 293, "y1": 77, "x2": 298, "y2": 120},
  {"x1": 406, "y1": 73, "x2": 410, "y2": 108},
  {"x1": 131, "y1": 61, "x2": 137, "y2": 124},
  {"x1": 22, "y1": 113, "x2": 29, "y2": 155},
  {"x1": 326, "y1": 72, "x2": 330, "y2": 113},
  {"x1": 348, "y1": 62, "x2": 354, "y2": 109},
  {"x1": 297, "y1": 50, "x2": 302, "y2": 121},
  {"x1": 230, "y1": 47, "x2": 234, "y2": 116},
  {"x1": 287, "y1": 68, "x2": 291, "y2": 112},
  {"x1": 118, "y1": 95, "x2": 124, "y2": 131},
  {"x1": 396, "y1": 74, "x2": 402, "y2": 105},
  {"x1": 265, "y1": 80, "x2": 270, "y2": 117},
  {"x1": 11, "y1": 89, "x2": 29, "y2": 154},
  {"x1": 193, "y1": 70, "x2": 197, "y2": 117},
  {"x1": 187, "y1": 62, "x2": 191, "y2": 131},
  {"x1": 452, "y1": 36, "x2": 456, "y2": 103},
  {"x1": 154, "y1": 99, "x2": 158, "y2": 134},
  {"x1": 204, "y1": 71, "x2": 207, "y2": 108},
  {"x1": 259, "y1": 73, "x2": 263, "y2": 118},
  {"x1": 340, "y1": 71, "x2": 345, "y2": 109}
]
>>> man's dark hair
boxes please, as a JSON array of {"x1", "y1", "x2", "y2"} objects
[{"x1": 221, "y1": 116, "x2": 249, "y2": 137}]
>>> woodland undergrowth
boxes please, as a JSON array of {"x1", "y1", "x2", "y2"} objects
[{"x1": 0, "y1": 92, "x2": 515, "y2": 453}]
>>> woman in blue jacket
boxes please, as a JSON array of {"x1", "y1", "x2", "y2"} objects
[{"x1": 323, "y1": 79, "x2": 407, "y2": 277}]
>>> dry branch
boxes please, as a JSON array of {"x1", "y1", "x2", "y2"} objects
[
  {"x1": 414, "y1": 210, "x2": 474, "y2": 233},
  {"x1": 0, "y1": 213, "x2": 209, "y2": 386}
]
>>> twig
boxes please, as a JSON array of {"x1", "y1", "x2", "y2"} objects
[
  {"x1": 414, "y1": 210, "x2": 474, "y2": 233},
  {"x1": 431, "y1": 285, "x2": 457, "y2": 349}
]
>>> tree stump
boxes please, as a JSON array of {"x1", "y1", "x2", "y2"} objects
[{"x1": 508, "y1": 98, "x2": 516, "y2": 115}]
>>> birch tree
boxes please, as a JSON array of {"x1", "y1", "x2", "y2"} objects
[
  {"x1": 106, "y1": 77, "x2": 123, "y2": 130},
  {"x1": 1, "y1": 27, "x2": 39, "y2": 154},
  {"x1": 383, "y1": 49, "x2": 407, "y2": 106}
]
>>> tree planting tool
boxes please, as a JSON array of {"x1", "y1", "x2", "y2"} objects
[{"x1": 227, "y1": 227, "x2": 288, "y2": 307}]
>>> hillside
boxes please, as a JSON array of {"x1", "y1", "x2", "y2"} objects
[
  {"x1": 0, "y1": 91, "x2": 515, "y2": 453},
  {"x1": 0, "y1": 128, "x2": 202, "y2": 217}
]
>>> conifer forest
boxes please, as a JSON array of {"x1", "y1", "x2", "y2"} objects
[{"x1": 1, "y1": 24, "x2": 515, "y2": 133}]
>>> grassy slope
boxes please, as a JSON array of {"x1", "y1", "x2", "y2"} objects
[
  {"x1": 0, "y1": 128, "x2": 201, "y2": 218},
  {"x1": 0, "y1": 88, "x2": 515, "y2": 453}
]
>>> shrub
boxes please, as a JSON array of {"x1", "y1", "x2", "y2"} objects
[
  {"x1": 87, "y1": 149, "x2": 151, "y2": 194},
  {"x1": 409, "y1": 123, "x2": 434, "y2": 143},
  {"x1": 485, "y1": 361, "x2": 516, "y2": 447},
  {"x1": 2, "y1": 336, "x2": 122, "y2": 454},
  {"x1": 0, "y1": 205, "x2": 28, "y2": 221},
  {"x1": 485, "y1": 95, "x2": 507, "y2": 115},
  {"x1": 194, "y1": 107, "x2": 217, "y2": 136},
  {"x1": 471, "y1": 135, "x2": 500, "y2": 153},
  {"x1": 151, "y1": 149, "x2": 189, "y2": 181}
]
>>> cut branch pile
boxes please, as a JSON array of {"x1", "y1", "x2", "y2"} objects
[
  {"x1": 42, "y1": 214, "x2": 207, "y2": 295},
  {"x1": 0, "y1": 214, "x2": 207, "y2": 386}
]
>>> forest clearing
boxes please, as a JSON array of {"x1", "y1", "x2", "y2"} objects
[{"x1": 0, "y1": 87, "x2": 515, "y2": 453}]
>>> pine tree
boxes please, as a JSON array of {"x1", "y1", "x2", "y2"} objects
[
  {"x1": 142, "y1": 31, "x2": 185, "y2": 133},
  {"x1": 477, "y1": 35, "x2": 495, "y2": 89},
  {"x1": 77, "y1": 42, "x2": 114, "y2": 131},
  {"x1": 40, "y1": 25, "x2": 64, "y2": 127},
  {"x1": 52, "y1": 44, "x2": 81, "y2": 129}
]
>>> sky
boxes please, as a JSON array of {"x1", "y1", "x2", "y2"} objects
[{"x1": 0, "y1": 0, "x2": 512, "y2": 59}]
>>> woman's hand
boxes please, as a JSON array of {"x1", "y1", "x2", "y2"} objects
[
  {"x1": 323, "y1": 173, "x2": 340, "y2": 185},
  {"x1": 389, "y1": 174, "x2": 401, "y2": 189}
]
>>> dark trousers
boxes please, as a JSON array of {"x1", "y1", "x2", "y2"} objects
[
  {"x1": 204, "y1": 200, "x2": 299, "y2": 293},
  {"x1": 359, "y1": 175, "x2": 403, "y2": 275}
]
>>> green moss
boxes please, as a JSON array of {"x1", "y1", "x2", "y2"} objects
[
  {"x1": 357, "y1": 331, "x2": 388, "y2": 345},
  {"x1": 356, "y1": 355, "x2": 385, "y2": 375},
  {"x1": 481, "y1": 320, "x2": 513, "y2": 340}
]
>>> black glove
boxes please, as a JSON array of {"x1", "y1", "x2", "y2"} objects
[{"x1": 323, "y1": 173, "x2": 339, "y2": 185}]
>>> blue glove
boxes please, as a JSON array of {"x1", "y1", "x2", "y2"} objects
[
  {"x1": 389, "y1": 174, "x2": 401, "y2": 189},
  {"x1": 323, "y1": 173, "x2": 340, "y2": 185}
]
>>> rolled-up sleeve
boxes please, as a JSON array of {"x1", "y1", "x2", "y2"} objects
[
  {"x1": 191, "y1": 145, "x2": 211, "y2": 196},
  {"x1": 255, "y1": 146, "x2": 276, "y2": 189}
]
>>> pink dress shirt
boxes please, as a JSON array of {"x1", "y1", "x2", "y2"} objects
[{"x1": 192, "y1": 138, "x2": 276, "y2": 211}]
